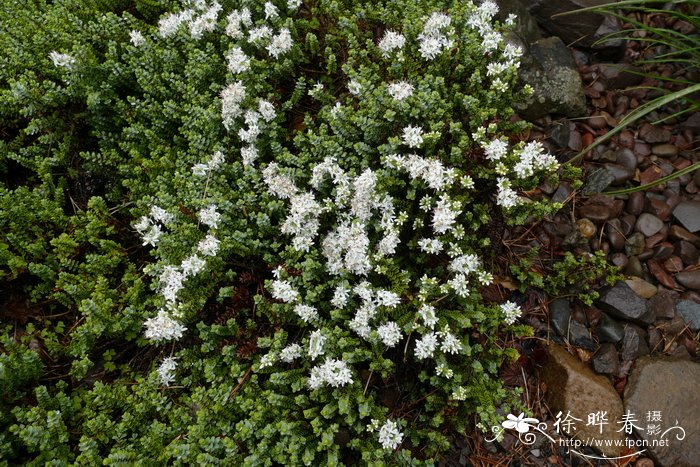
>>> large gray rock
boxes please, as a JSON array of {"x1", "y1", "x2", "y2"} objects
[
  {"x1": 673, "y1": 201, "x2": 700, "y2": 233},
  {"x1": 596, "y1": 281, "x2": 654, "y2": 325},
  {"x1": 625, "y1": 357, "x2": 700, "y2": 467},
  {"x1": 519, "y1": 0, "x2": 624, "y2": 53},
  {"x1": 517, "y1": 36, "x2": 587, "y2": 119},
  {"x1": 540, "y1": 344, "x2": 625, "y2": 458},
  {"x1": 676, "y1": 299, "x2": 700, "y2": 331}
]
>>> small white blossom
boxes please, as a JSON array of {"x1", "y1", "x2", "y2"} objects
[
  {"x1": 378, "y1": 30, "x2": 406, "y2": 57},
  {"x1": 500, "y1": 301, "x2": 521, "y2": 324},
  {"x1": 129, "y1": 30, "x2": 146, "y2": 47},
  {"x1": 450, "y1": 254, "x2": 480, "y2": 275},
  {"x1": 387, "y1": 81, "x2": 414, "y2": 101},
  {"x1": 198, "y1": 204, "x2": 221, "y2": 229},
  {"x1": 158, "y1": 12, "x2": 187, "y2": 37},
  {"x1": 432, "y1": 196, "x2": 460, "y2": 234},
  {"x1": 241, "y1": 145, "x2": 258, "y2": 166},
  {"x1": 279, "y1": 343, "x2": 303, "y2": 363},
  {"x1": 150, "y1": 205, "x2": 174, "y2": 225},
  {"x1": 449, "y1": 273, "x2": 470, "y2": 298},
  {"x1": 157, "y1": 356, "x2": 178, "y2": 386},
  {"x1": 483, "y1": 138, "x2": 509, "y2": 161},
  {"x1": 259, "y1": 352, "x2": 277, "y2": 369},
  {"x1": 294, "y1": 304, "x2": 318, "y2": 323},
  {"x1": 415, "y1": 332, "x2": 438, "y2": 359},
  {"x1": 376, "y1": 290, "x2": 400, "y2": 308},
  {"x1": 270, "y1": 279, "x2": 299, "y2": 303},
  {"x1": 258, "y1": 99, "x2": 276, "y2": 121},
  {"x1": 308, "y1": 358, "x2": 353, "y2": 389},
  {"x1": 134, "y1": 215, "x2": 151, "y2": 234},
  {"x1": 226, "y1": 46, "x2": 250, "y2": 74},
  {"x1": 159, "y1": 266, "x2": 184, "y2": 303},
  {"x1": 348, "y1": 79, "x2": 362, "y2": 95},
  {"x1": 264, "y1": 2, "x2": 279, "y2": 20},
  {"x1": 308, "y1": 329, "x2": 326, "y2": 360},
  {"x1": 142, "y1": 225, "x2": 163, "y2": 247},
  {"x1": 436, "y1": 363, "x2": 453, "y2": 378},
  {"x1": 418, "y1": 238, "x2": 443, "y2": 254},
  {"x1": 308, "y1": 82, "x2": 324, "y2": 97},
  {"x1": 378, "y1": 420, "x2": 403, "y2": 450},
  {"x1": 248, "y1": 25, "x2": 273, "y2": 43},
  {"x1": 287, "y1": 0, "x2": 302, "y2": 9},
  {"x1": 496, "y1": 177, "x2": 520, "y2": 209},
  {"x1": 197, "y1": 234, "x2": 220, "y2": 256},
  {"x1": 144, "y1": 310, "x2": 186, "y2": 341},
  {"x1": 331, "y1": 284, "x2": 351, "y2": 308},
  {"x1": 439, "y1": 327, "x2": 462, "y2": 354},
  {"x1": 220, "y1": 80, "x2": 246, "y2": 130},
  {"x1": 262, "y1": 162, "x2": 298, "y2": 199},
  {"x1": 267, "y1": 28, "x2": 293, "y2": 58},
  {"x1": 377, "y1": 322, "x2": 402, "y2": 347},
  {"x1": 181, "y1": 254, "x2": 206, "y2": 277},
  {"x1": 226, "y1": 8, "x2": 252, "y2": 38},
  {"x1": 419, "y1": 304, "x2": 438, "y2": 329},
  {"x1": 402, "y1": 125, "x2": 424, "y2": 148}
]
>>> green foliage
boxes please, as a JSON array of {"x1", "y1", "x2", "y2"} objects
[{"x1": 0, "y1": 0, "x2": 595, "y2": 464}]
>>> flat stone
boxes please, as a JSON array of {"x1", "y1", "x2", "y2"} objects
[
  {"x1": 648, "y1": 290, "x2": 678, "y2": 319},
  {"x1": 675, "y1": 270, "x2": 700, "y2": 290},
  {"x1": 597, "y1": 63, "x2": 644, "y2": 89},
  {"x1": 653, "y1": 242, "x2": 675, "y2": 261},
  {"x1": 625, "y1": 277, "x2": 658, "y2": 299},
  {"x1": 636, "y1": 213, "x2": 664, "y2": 237},
  {"x1": 517, "y1": 37, "x2": 587, "y2": 119},
  {"x1": 664, "y1": 255, "x2": 684, "y2": 273},
  {"x1": 604, "y1": 163, "x2": 635, "y2": 185},
  {"x1": 592, "y1": 343, "x2": 620, "y2": 374},
  {"x1": 540, "y1": 344, "x2": 625, "y2": 459},
  {"x1": 675, "y1": 241, "x2": 699, "y2": 266},
  {"x1": 676, "y1": 300, "x2": 700, "y2": 331},
  {"x1": 651, "y1": 143, "x2": 679, "y2": 157},
  {"x1": 624, "y1": 255, "x2": 644, "y2": 278},
  {"x1": 648, "y1": 260, "x2": 679, "y2": 290},
  {"x1": 595, "y1": 312, "x2": 625, "y2": 343},
  {"x1": 626, "y1": 191, "x2": 644, "y2": 216},
  {"x1": 582, "y1": 167, "x2": 615, "y2": 195},
  {"x1": 625, "y1": 357, "x2": 700, "y2": 467},
  {"x1": 549, "y1": 299, "x2": 595, "y2": 350},
  {"x1": 606, "y1": 219, "x2": 625, "y2": 251},
  {"x1": 552, "y1": 181, "x2": 573, "y2": 204},
  {"x1": 669, "y1": 225, "x2": 700, "y2": 246},
  {"x1": 610, "y1": 252, "x2": 628, "y2": 268},
  {"x1": 640, "y1": 123, "x2": 671, "y2": 143},
  {"x1": 615, "y1": 148, "x2": 638, "y2": 171},
  {"x1": 596, "y1": 281, "x2": 654, "y2": 324},
  {"x1": 673, "y1": 201, "x2": 700, "y2": 233},
  {"x1": 621, "y1": 323, "x2": 649, "y2": 361},
  {"x1": 625, "y1": 232, "x2": 646, "y2": 256}
]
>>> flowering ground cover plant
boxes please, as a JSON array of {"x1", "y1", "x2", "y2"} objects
[{"x1": 1, "y1": 0, "x2": 564, "y2": 464}]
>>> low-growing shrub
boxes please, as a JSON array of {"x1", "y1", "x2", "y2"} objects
[{"x1": 1, "y1": 0, "x2": 572, "y2": 464}]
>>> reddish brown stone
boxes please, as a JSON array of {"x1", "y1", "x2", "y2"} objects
[{"x1": 648, "y1": 260, "x2": 679, "y2": 289}]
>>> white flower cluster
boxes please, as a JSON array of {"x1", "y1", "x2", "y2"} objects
[
  {"x1": 512, "y1": 141, "x2": 559, "y2": 179},
  {"x1": 134, "y1": 205, "x2": 174, "y2": 247},
  {"x1": 49, "y1": 51, "x2": 76, "y2": 69},
  {"x1": 308, "y1": 358, "x2": 353, "y2": 389},
  {"x1": 378, "y1": 30, "x2": 406, "y2": 57},
  {"x1": 157, "y1": 356, "x2": 178, "y2": 386},
  {"x1": 401, "y1": 125, "x2": 424, "y2": 148},
  {"x1": 377, "y1": 419, "x2": 404, "y2": 450},
  {"x1": 496, "y1": 177, "x2": 519, "y2": 209},
  {"x1": 387, "y1": 81, "x2": 414, "y2": 101},
  {"x1": 129, "y1": 30, "x2": 146, "y2": 47},
  {"x1": 418, "y1": 12, "x2": 454, "y2": 60},
  {"x1": 386, "y1": 153, "x2": 456, "y2": 191},
  {"x1": 500, "y1": 301, "x2": 522, "y2": 324},
  {"x1": 144, "y1": 309, "x2": 187, "y2": 341},
  {"x1": 158, "y1": 1, "x2": 222, "y2": 39},
  {"x1": 465, "y1": 1, "x2": 502, "y2": 53}
]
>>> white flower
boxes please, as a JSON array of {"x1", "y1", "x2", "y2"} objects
[
  {"x1": 144, "y1": 309, "x2": 187, "y2": 341},
  {"x1": 308, "y1": 329, "x2": 326, "y2": 360},
  {"x1": 264, "y1": 2, "x2": 279, "y2": 20},
  {"x1": 448, "y1": 273, "x2": 470, "y2": 298},
  {"x1": 378, "y1": 30, "x2": 406, "y2": 57},
  {"x1": 129, "y1": 30, "x2": 146, "y2": 47},
  {"x1": 259, "y1": 352, "x2": 277, "y2": 369},
  {"x1": 418, "y1": 238, "x2": 443, "y2": 254},
  {"x1": 49, "y1": 51, "x2": 77, "y2": 68},
  {"x1": 192, "y1": 163, "x2": 209, "y2": 176},
  {"x1": 189, "y1": 2, "x2": 222, "y2": 39},
  {"x1": 157, "y1": 356, "x2": 178, "y2": 386},
  {"x1": 331, "y1": 284, "x2": 351, "y2": 309},
  {"x1": 417, "y1": 12, "x2": 453, "y2": 60},
  {"x1": 378, "y1": 420, "x2": 403, "y2": 450},
  {"x1": 198, "y1": 204, "x2": 221, "y2": 229},
  {"x1": 197, "y1": 234, "x2": 220, "y2": 256},
  {"x1": 142, "y1": 225, "x2": 162, "y2": 247},
  {"x1": 281, "y1": 192, "x2": 322, "y2": 252},
  {"x1": 450, "y1": 254, "x2": 480, "y2": 275},
  {"x1": 308, "y1": 82, "x2": 324, "y2": 97},
  {"x1": 270, "y1": 279, "x2": 299, "y2": 303},
  {"x1": 267, "y1": 28, "x2": 293, "y2": 58},
  {"x1": 348, "y1": 79, "x2": 362, "y2": 96},
  {"x1": 387, "y1": 81, "x2": 413, "y2": 101},
  {"x1": 377, "y1": 322, "x2": 402, "y2": 347},
  {"x1": 308, "y1": 358, "x2": 353, "y2": 389},
  {"x1": 158, "y1": 12, "x2": 187, "y2": 37},
  {"x1": 249, "y1": 25, "x2": 273, "y2": 43},
  {"x1": 376, "y1": 290, "x2": 400, "y2": 308},
  {"x1": 423, "y1": 12, "x2": 451, "y2": 34},
  {"x1": 418, "y1": 36, "x2": 444, "y2": 60},
  {"x1": 496, "y1": 177, "x2": 519, "y2": 209},
  {"x1": 158, "y1": 265, "x2": 185, "y2": 303},
  {"x1": 279, "y1": 343, "x2": 303, "y2": 363},
  {"x1": 419, "y1": 304, "x2": 438, "y2": 329},
  {"x1": 262, "y1": 162, "x2": 298, "y2": 199},
  {"x1": 500, "y1": 301, "x2": 521, "y2": 324},
  {"x1": 181, "y1": 254, "x2": 206, "y2": 277},
  {"x1": 134, "y1": 215, "x2": 151, "y2": 234},
  {"x1": 241, "y1": 145, "x2": 258, "y2": 166},
  {"x1": 513, "y1": 141, "x2": 559, "y2": 179},
  {"x1": 226, "y1": 46, "x2": 250, "y2": 74},
  {"x1": 436, "y1": 363, "x2": 453, "y2": 378},
  {"x1": 226, "y1": 8, "x2": 252, "y2": 38},
  {"x1": 439, "y1": 327, "x2": 462, "y2": 354},
  {"x1": 258, "y1": 99, "x2": 276, "y2": 121},
  {"x1": 287, "y1": 0, "x2": 302, "y2": 10},
  {"x1": 294, "y1": 304, "x2": 318, "y2": 323},
  {"x1": 432, "y1": 196, "x2": 460, "y2": 234},
  {"x1": 482, "y1": 30, "x2": 503, "y2": 53},
  {"x1": 483, "y1": 139, "x2": 509, "y2": 161},
  {"x1": 377, "y1": 231, "x2": 400, "y2": 256},
  {"x1": 150, "y1": 205, "x2": 174, "y2": 225},
  {"x1": 415, "y1": 332, "x2": 438, "y2": 359},
  {"x1": 220, "y1": 81, "x2": 246, "y2": 130},
  {"x1": 477, "y1": 270, "x2": 494, "y2": 285},
  {"x1": 402, "y1": 125, "x2": 424, "y2": 148}
]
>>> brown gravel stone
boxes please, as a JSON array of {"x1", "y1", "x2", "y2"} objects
[
  {"x1": 639, "y1": 165, "x2": 663, "y2": 185},
  {"x1": 652, "y1": 143, "x2": 679, "y2": 157},
  {"x1": 626, "y1": 191, "x2": 644, "y2": 216},
  {"x1": 675, "y1": 270, "x2": 700, "y2": 290},
  {"x1": 648, "y1": 260, "x2": 679, "y2": 289},
  {"x1": 617, "y1": 130, "x2": 635, "y2": 148},
  {"x1": 670, "y1": 225, "x2": 700, "y2": 245},
  {"x1": 649, "y1": 289, "x2": 677, "y2": 319},
  {"x1": 663, "y1": 255, "x2": 684, "y2": 273}
]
